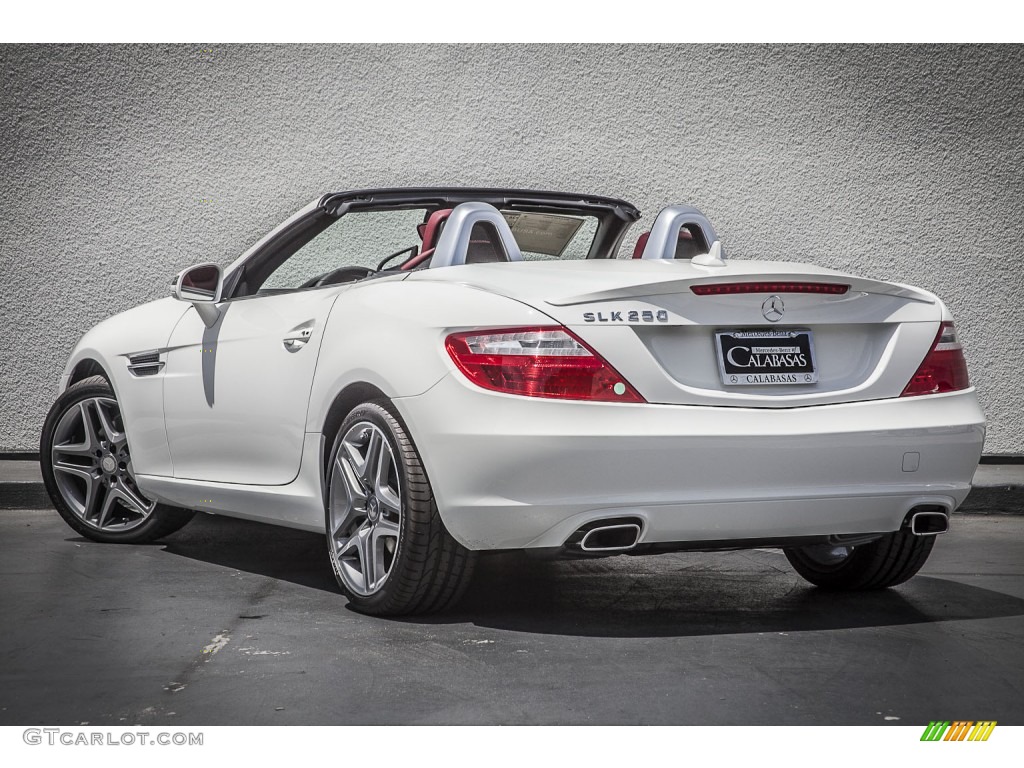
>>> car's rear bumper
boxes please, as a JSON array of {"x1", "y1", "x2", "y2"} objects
[{"x1": 395, "y1": 375, "x2": 986, "y2": 551}]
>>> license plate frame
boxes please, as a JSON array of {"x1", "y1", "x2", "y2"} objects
[{"x1": 715, "y1": 328, "x2": 818, "y2": 386}]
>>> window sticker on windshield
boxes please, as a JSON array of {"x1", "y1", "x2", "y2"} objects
[{"x1": 502, "y1": 212, "x2": 586, "y2": 257}]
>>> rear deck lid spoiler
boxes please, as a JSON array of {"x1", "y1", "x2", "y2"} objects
[{"x1": 545, "y1": 269, "x2": 936, "y2": 307}]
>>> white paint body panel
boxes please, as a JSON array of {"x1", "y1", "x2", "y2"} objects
[
  {"x1": 304, "y1": 279, "x2": 555, "y2": 432},
  {"x1": 163, "y1": 289, "x2": 338, "y2": 484},
  {"x1": 59, "y1": 297, "x2": 190, "y2": 477},
  {"x1": 394, "y1": 375, "x2": 984, "y2": 549},
  {"x1": 59, "y1": 255, "x2": 986, "y2": 550},
  {"x1": 136, "y1": 432, "x2": 327, "y2": 532},
  {"x1": 410, "y1": 259, "x2": 946, "y2": 407}
]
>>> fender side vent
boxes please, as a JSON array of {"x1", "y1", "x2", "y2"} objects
[{"x1": 127, "y1": 351, "x2": 164, "y2": 377}]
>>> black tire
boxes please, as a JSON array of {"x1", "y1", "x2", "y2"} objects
[
  {"x1": 784, "y1": 529, "x2": 936, "y2": 590},
  {"x1": 40, "y1": 375, "x2": 195, "y2": 543},
  {"x1": 325, "y1": 401, "x2": 475, "y2": 616}
]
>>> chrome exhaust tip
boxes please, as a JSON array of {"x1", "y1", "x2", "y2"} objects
[
  {"x1": 579, "y1": 523, "x2": 642, "y2": 552},
  {"x1": 910, "y1": 511, "x2": 949, "y2": 536}
]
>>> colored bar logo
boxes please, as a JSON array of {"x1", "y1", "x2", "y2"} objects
[{"x1": 920, "y1": 721, "x2": 997, "y2": 741}]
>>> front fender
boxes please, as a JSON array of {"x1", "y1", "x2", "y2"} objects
[{"x1": 58, "y1": 297, "x2": 191, "y2": 476}]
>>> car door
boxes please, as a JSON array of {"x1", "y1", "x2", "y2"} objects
[{"x1": 162, "y1": 289, "x2": 339, "y2": 485}]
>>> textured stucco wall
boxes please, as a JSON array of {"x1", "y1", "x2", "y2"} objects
[{"x1": 1, "y1": 44, "x2": 1022, "y2": 453}]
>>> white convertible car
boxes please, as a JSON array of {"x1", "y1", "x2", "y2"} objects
[{"x1": 41, "y1": 188, "x2": 986, "y2": 615}]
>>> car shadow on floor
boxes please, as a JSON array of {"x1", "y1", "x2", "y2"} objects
[
  {"x1": 159, "y1": 514, "x2": 1024, "y2": 639},
  {"x1": 158, "y1": 513, "x2": 338, "y2": 592},
  {"x1": 445, "y1": 551, "x2": 1024, "y2": 638}
]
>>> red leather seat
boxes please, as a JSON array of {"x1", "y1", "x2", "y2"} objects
[
  {"x1": 631, "y1": 231, "x2": 651, "y2": 259},
  {"x1": 631, "y1": 227, "x2": 704, "y2": 259},
  {"x1": 401, "y1": 208, "x2": 454, "y2": 270}
]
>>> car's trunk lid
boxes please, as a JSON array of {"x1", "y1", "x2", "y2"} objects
[{"x1": 411, "y1": 259, "x2": 942, "y2": 407}]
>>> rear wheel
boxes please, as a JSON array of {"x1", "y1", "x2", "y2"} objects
[
  {"x1": 784, "y1": 529, "x2": 936, "y2": 590},
  {"x1": 40, "y1": 376, "x2": 195, "y2": 543},
  {"x1": 325, "y1": 401, "x2": 475, "y2": 615}
]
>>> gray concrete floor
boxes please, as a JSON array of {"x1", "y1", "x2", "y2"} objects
[{"x1": 1, "y1": 508, "x2": 1022, "y2": 726}]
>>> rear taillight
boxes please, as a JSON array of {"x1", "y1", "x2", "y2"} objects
[
  {"x1": 445, "y1": 327, "x2": 645, "y2": 403},
  {"x1": 901, "y1": 321, "x2": 970, "y2": 397}
]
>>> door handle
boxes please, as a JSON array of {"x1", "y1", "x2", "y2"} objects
[{"x1": 282, "y1": 327, "x2": 313, "y2": 351}]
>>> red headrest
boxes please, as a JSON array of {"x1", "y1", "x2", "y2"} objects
[
  {"x1": 419, "y1": 208, "x2": 454, "y2": 252},
  {"x1": 631, "y1": 227, "x2": 695, "y2": 259}
]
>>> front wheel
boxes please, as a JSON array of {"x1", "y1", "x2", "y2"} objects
[
  {"x1": 325, "y1": 401, "x2": 475, "y2": 615},
  {"x1": 40, "y1": 375, "x2": 195, "y2": 543},
  {"x1": 784, "y1": 529, "x2": 936, "y2": 590}
]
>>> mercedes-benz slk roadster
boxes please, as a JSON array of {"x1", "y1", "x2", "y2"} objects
[{"x1": 41, "y1": 188, "x2": 985, "y2": 615}]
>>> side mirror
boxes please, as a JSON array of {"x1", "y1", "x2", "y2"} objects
[{"x1": 172, "y1": 263, "x2": 223, "y2": 327}]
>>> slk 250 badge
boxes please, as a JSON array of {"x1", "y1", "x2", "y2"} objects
[{"x1": 583, "y1": 309, "x2": 670, "y2": 323}]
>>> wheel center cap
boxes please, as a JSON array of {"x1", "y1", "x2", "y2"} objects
[
  {"x1": 367, "y1": 496, "x2": 380, "y2": 523},
  {"x1": 101, "y1": 456, "x2": 117, "y2": 474}
]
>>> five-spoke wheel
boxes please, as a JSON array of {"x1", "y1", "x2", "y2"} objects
[
  {"x1": 50, "y1": 395, "x2": 155, "y2": 532},
  {"x1": 325, "y1": 401, "x2": 475, "y2": 615},
  {"x1": 328, "y1": 421, "x2": 403, "y2": 596},
  {"x1": 41, "y1": 375, "x2": 195, "y2": 543}
]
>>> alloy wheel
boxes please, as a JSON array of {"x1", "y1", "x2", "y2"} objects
[
  {"x1": 328, "y1": 421, "x2": 403, "y2": 596},
  {"x1": 50, "y1": 396, "x2": 156, "y2": 531}
]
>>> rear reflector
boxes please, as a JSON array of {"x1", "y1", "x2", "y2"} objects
[
  {"x1": 691, "y1": 282, "x2": 849, "y2": 295},
  {"x1": 901, "y1": 322, "x2": 970, "y2": 397},
  {"x1": 445, "y1": 327, "x2": 645, "y2": 403}
]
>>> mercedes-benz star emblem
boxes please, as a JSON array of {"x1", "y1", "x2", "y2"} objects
[{"x1": 761, "y1": 295, "x2": 785, "y2": 322}]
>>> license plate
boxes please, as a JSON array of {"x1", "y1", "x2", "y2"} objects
[{"x1": 715, "y1": 329, "x2": 818, "y2": 386}]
